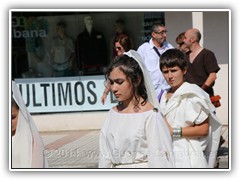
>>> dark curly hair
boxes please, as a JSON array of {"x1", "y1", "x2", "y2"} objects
[{"x1": 105, "y1": 55, "x2": 147, "y2": 109}]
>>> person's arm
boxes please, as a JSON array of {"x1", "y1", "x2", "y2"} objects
[
  {"x1": 101, "y1": 82, "x2": 110, "y2": 105},
  {"x1": 181, "y1": 118, "x2": 209, "y2": 137},
  {"x1": 165, "y1": 116, "x2": 209, "y2": 138},
  {"x1": 201, "y1": 72, "x2": 217, "y2": 90}
]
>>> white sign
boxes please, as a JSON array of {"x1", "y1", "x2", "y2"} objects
[{"x1": 15, "y1": 76, "x2": 117, "y2": 113}]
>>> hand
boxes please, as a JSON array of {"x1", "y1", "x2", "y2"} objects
[
  {"x1": 101, "y1": 93, "x2": 107, "y2": 105},
  {"x1": 201, "y1": 84, "x2": 209, "y2": 90}
]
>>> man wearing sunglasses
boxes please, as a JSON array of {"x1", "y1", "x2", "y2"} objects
[
  {"x1": 137, "y1": 23, "x2": 174, "y2": 99},
  {"x1": 175, "y1": 32, "x2": 191, "y2": 54}
]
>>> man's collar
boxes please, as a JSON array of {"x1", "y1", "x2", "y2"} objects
[{"x1": 149, "y1": 38, "x2": 166, "y2": 50}]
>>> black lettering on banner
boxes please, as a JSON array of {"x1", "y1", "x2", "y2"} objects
[
  {"x1": 52, "y1": 83, "x2": 56, "y2": 106},
  {"x1": 18, "y1": 84, "x2": 22, "y2": 94},
  {"x1": 74, "y1": 82, "x2": 85, "y2": 106},
  {"x1": 40, "y1": 83, "x2": 50, "y2": 106},
  {"x1": 18, "y1": 83, "x2": 23, "y2": 100},
  {"x1": 18, "y1": 84, "x2": 30, "y2": 107},
  {"x1": 32, "y1": 84, "x2": 41, "y2": 107},
  {"x1": 58, "y1": 83, "x2": 72, "y2": 106},
  {"x1": 87, "y1": 81, "x2": 97, "y2": 105}
]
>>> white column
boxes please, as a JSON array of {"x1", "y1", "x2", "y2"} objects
[{"x1": 192, "y1": 12, "x2": 204, "y2": 46}]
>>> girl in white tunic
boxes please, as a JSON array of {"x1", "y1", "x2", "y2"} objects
[
  {"x1": 159, "y1": 49, "x2": 222, "y2": 168},
  {"x1": 12, "y1": 81, "x2": 48, "y2": 168},
  {"x1": 98, "y1": 50, "x2": 174, "y2": 168}
]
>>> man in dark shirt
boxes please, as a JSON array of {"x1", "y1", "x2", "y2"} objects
[
  {"x1": 184, "y1": 28, "x2": 220, "y2": 97},
  {"x1": 183, "y1": 28, "x2": 224, "y2": 167}
]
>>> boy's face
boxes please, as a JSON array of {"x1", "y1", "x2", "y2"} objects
[
  {"x1": 12, "y1": 103, "x2": 19, "y2": 136},
  {"x1": 161, "y1": 65, "x2": 186, "y2": 89}
]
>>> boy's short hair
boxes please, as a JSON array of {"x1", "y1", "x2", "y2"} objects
[{"x1": 160, "y1": 49, "x2": 187, "y2": 71}]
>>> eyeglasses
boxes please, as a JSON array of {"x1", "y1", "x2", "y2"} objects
[
  {"x1": 154, "y1": 30, "x2": 168, "y2": 35},
  {"x1": 115, "y1": 46, "x2": 122, "y2": 51}
]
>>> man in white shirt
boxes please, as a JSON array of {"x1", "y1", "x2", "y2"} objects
[{"x1": 137, "y1": 23, "x2": 174, "y2": 99}]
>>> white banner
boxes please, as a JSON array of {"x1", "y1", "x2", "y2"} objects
[{"x1": 15, "y1": 76, "x2": 117, "y2": 113}]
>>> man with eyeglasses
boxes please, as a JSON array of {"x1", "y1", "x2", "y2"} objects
[{"x1": 137, "y1": 23, "x2": 174, "y2": 100}]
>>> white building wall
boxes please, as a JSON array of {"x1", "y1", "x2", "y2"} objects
[{"x1": 214, "y1": 64, "x2": 229, "y2": 125}]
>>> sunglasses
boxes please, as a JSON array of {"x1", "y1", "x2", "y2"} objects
[
  {"x1": 115, "y1": 46, "x2": 122, "y2": 50},
  {"x1": 178, "y1": 42, "x2": 184, "y2": 47}
]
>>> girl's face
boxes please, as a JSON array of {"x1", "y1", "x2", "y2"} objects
[
  {"x1": 108, "y1": 67, "x2": 133, "y2": 102},
  {"x1": 114, "y1": 42, "x2": 125, "y2": 56},
  {"x1": 178, "y1": 42, "x2": 190, "y2": 53},
  {"x1": 161, "y1": 65, "x2": 186, "y2": 90},
  {"x1": 12, "y1": 103, "x2": 19, "y2": 136},
  {"x1": 183, "y1": 31, "x2": 193, "y2": 49}
]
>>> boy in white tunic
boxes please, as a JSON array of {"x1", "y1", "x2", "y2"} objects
[
  {"x1": 98, "y1": 50, "x2": 174, "y2": 168},
  {"x1": 159, "y1": 49, "x2": 222, "y2": 168}
]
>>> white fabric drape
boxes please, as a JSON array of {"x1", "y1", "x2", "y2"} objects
[
  {"x1": 124, "y1": 50, "x2": 174, "y2": 160},
  {"x1": 159, "y1": 82, "x2": 222, "y2": 168},
  {"x1": 12, "y1": 81, "x2": 48, "y2": 168},
  {"x1": 99, "y1": 109, "x2": 174, "y2": 168}
]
